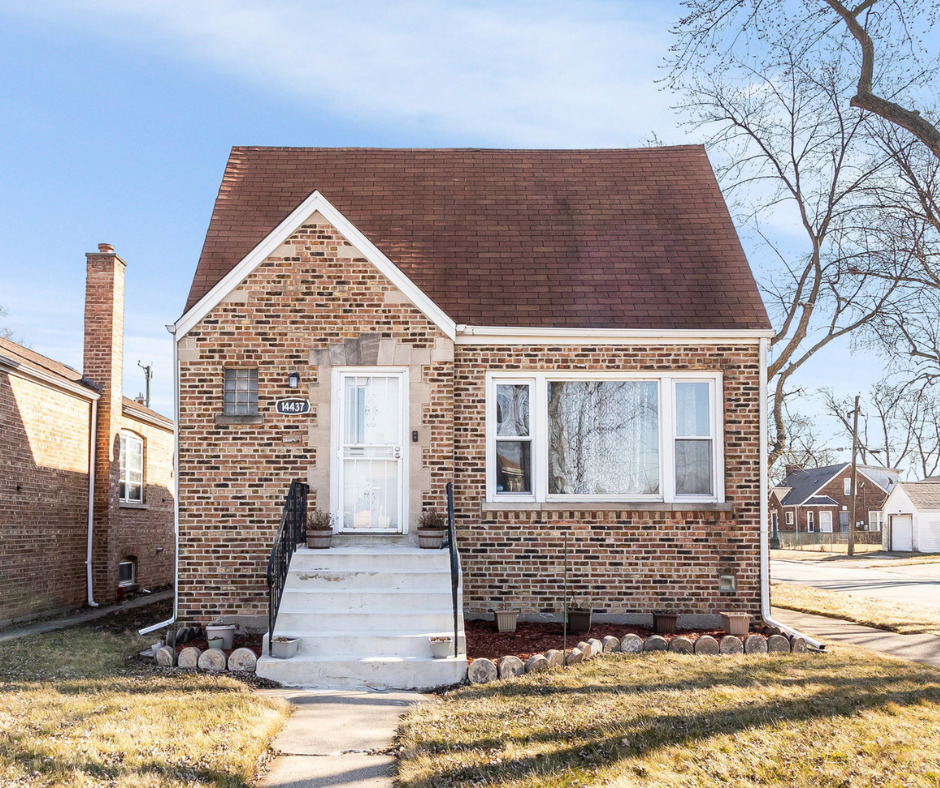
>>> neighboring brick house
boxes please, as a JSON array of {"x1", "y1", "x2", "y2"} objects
[
  {"x1": 171, "y1": 146, "x2": 775, "y2": 688},
  {"x1": 0, "y1": 245, "x2": 174, "y2": 626},
  {"x1": 769, "y1": 463, "x2": 899, "y2": 536}
]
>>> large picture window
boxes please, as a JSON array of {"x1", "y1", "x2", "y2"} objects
[
  {"x1": 487, "y1": 373, "x2": 722, "y2": 503},
  {"x1": 119, "y1": 431, "x2": 144, "y2": 504}
]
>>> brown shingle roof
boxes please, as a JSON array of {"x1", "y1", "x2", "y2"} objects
[
  {"x1": 185, "y1": 146, "x2": 771, "y2": 331},
  {"x1": 0, "y1": 335, "x2": 95, "y2": 392},
  {"x1": 902, "y1": 481, "x2": 940, "y2": 510}
]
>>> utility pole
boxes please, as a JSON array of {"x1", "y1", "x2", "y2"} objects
[
  {"x1": 848, "y1": 394, "x2": 860, "y2": 557},
  {"x1": 137, "y1": 361, "x2": 153, "y2": 408}
]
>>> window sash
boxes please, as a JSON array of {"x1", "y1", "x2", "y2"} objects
[
  {"x1": 486, "y1": 373, "x2": 722, "y2": 503},
  {"x1": 119, "y1": 432, "x2": 144, "y2": 503}
]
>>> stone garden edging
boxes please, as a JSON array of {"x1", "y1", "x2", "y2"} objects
[{"x1": 154, "y1": 645, "x2": 258, "y2": 674}]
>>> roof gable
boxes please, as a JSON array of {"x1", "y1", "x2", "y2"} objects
[
  {"x1": 777, "y1": 463, "x2": 849, "y2": 506},
  {"x1": 184, "y1": 146, "x2": 771, "y2": 332}
]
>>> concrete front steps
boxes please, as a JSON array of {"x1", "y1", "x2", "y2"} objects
[{"x1": 257, "y1": 544, "x2": 467, "y2": 690}]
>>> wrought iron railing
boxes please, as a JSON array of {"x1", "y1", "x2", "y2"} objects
[
  {"x1": 444, "y1": 481, "x2": 461, "y2": 658},
  {"x1": 265, "y1": 480, "x2": 309, "y2": 655}
]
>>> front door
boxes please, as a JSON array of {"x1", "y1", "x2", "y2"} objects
[{"x1": 334, "y1": 371, "x2": 407, "y2": 533}]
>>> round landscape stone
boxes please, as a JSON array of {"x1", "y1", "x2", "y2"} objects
[
  {"x1": 694, "y1": 635, "x2": 720, "y2": 655},
  {"x1": 719, "y1": 635, "x2": 744, "y2": 655},
  {"x1": 767, "y1": 634, "x2": 791, "y2": 653},
  {"x1": 497, "y1": 655, "x2": 525, "y2": 679},
  {"x1": 155, "y1": 646, "x2": 176, "y2": 668},
  {"x1": 577, "y1": 641, "x2": 593, "y2": 659},
  {"x1": 544, "y1": 649, "x2": 564, "y2": 668},
  {"x1": 587, "y1": 638, "x2": 603, "y2": 656},
  {"x1": 744, "y1": 634, "x2": 768, "y2": 655},
  {"x1": 668, "y1": 636, "x2": 694, "y2": 654},
  {"x1": 620, "y1": 634, "x2": 644, "y2": 654},
  {"x1": 525, "y1": 654, "x2": 549, "y2": 673},
  {"x1": 565, "y1": 648, "x2": 584, "y2": 666},
  {"x1": 468, "y1": 658, "x2": 498, "y2": 684},
  {"x1": 644, "y1": 635, "x2": 668, "y2": 652},
  {"x1": 601, "y1": 635, "x2": 620, "y2": 653},
  {"x1": 197, "y1": 648, "x2": 227, "y2": 672},
  {"x1": 177, "y1": 646, "x2": 202, "y2": 669},
  {"x1": 790, "y1": 636, "x2": 808, "y2": 654},
  {"x1": 228, "y1": 647, "x2": 258, "y2": 672}
]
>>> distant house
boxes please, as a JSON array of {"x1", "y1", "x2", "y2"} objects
[
  {"x1": 0, "y1": 245, "x2": 174, "y2": 627},
  {"x1": 770, "y1": 463, "x2": 898, "y2": 536},
  {"x1": 881, "y1": 480, "x2": 940, "y2": 553}
]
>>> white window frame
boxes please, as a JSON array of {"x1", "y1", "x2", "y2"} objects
[
  {"x1": 118, "y1": 559, "x2": 136, "y2": 587},
  {"x1": 807, "y1": 511, "x2": 815, "y2": 532},
  {"x1": 785, "y1": 511, "x2": 794, "y2": 526},
  {"x1": 485, "y1": 371, "x2": 724, "y2": 504},
  {"x1": 843, "y1": 477, "x2": 852, "y2": 496},
  {"x1": 868, "y1": 510, "x2": 883, "y2": 531},
  {"x1": 119, "y1": 431, "x2": 144, "y2": 504}
]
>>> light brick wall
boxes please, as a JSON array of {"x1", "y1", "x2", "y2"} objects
[{"x1": 0, "y1": 371, "x2": 92, "y2": 623}]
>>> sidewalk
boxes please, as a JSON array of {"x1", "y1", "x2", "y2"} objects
[
  {"x1": 256, "y1": 689, "x2": 428, "y2": 788},
  {"x1": 0, "y1": 590, "x2": 173, "y2": 644},
  {"x1": 772, "y1": 606, "x2": 940, "y2": 669}
]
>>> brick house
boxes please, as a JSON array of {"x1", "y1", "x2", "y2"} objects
[
  {"x1": 0, "y1": 245, "x2": 174, "y2": 627},
  {"x1": 172, "y1": 147, "x2": 775, "y2": 688},
  {"x1": 769, "y1": 463, "x2": 898, "y2": 536}
]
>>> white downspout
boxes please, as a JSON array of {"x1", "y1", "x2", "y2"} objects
[
  {"x1": 139, "y1": 323, "x2": 180, "y2": 636},
  {"x1": 85, "y1": 397, "x2": 99, "y2": 607},
  {"x1": 759, "y1": 337, "x2": 824, "y2": 649}
]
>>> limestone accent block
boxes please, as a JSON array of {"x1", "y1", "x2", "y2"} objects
[
  {"x1": 644, "y1": 635, "x2": 668, "y2": 652},
  {"x1": 601, "y1": 635, "x2": 621, "y2": 653},
  {"x1": 694, "y1": 635, "x2": 720, "y2": 655},
  {"x1": 155, "y1": 646, "x2": 176, "y2": 668},
  {"x1": 198, "y1": 648, "x2": 227, "y2": 672},
  {"x1": 790, "y1": 637, "x2": 808, "y2": 654},
  {"x1": 719, "y1": 636, "x2": 744, "y2": 655},
  {"x1": 228, "y1": 648, "x2": 258, "y2": 672},
  {"x1": 565, "y1": 648, "x2": 584, "y2": 666},
  {"x1": 177, "y1": 337, "x2": 200, "y2": 363},
  {"x1": 668, "y1": 636, "x2": 694, "y2": 654},
  {"x1": 767, "y1": 634, "x2": 791, "y2": 653},
  {"x1": 377, "y1": 339, "x2": 397, "y2": 366},
  {"x1": 383, "y1": 289, "x2": 411, "y2": 304},
  {"x1": 393, "y1": 343, "x2": 412, "y2": 365},
  {"x1": 587, "y1": 638, "x2": 603, "y2": 656},
  {"x1": 497, "y1": 655, "x2": 525, "y2": 679},
  {"x1": 576, "y1": 641, "x2": 593, "y2": 659},
  {"x1": 431, "y1": 337, "x2": 454, "y2": 363},
  {"x1": 525, "y1": 654, "x2": 549, "y2": 673},
  {"x1": 468, "y1": 658, "x2": 498, "y2": 684},
  {"x1": 620, "y1": 634, "x2": 644, "y2": 654},
  {"x1": 336, "y1": 242, "x2": 364, "y2": 260},
  {"x1": 177, "y1": 647, "x2": 201, "y2": 668},
  {"x1": 221, "y1": 288, "x2": 248, "y2": 304},
  {"x1": 744, "y1": 634, "x2": 768, "y2": 655},
  {"x1": 544, "y1": 649, "x2": 564, "y2": 668}
]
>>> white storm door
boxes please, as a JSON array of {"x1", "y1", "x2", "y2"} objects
[{"x1": 335, "y1": 371, "x2": 406, "y2": 533}]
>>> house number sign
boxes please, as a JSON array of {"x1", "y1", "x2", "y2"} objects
[{"x1": 275, "y1": 398, "x2": 310, "y2": 415}]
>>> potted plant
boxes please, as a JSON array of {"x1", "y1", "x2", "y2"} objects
[
  {"x1": 566, "y1": 597, "x2": 593, "y2": 634},
  {"x1": 416, "y1": 510, "x2": 447, "y2": 549},
  {"x1": 492, "y1": 610, "x2": 520, "y2": 633},
  {"x1": 306, "y1": 508, "x2": 335, "y2": 549},
  {"x1": 205, "y1": 618, "x2": 236, "y2": 650},
  {"x1": 429, "y1": 636, "x2": 453, "y2": 659},
  {"x1": 271, "y1": 636, "x2": 299, "y2": 659},
  {"x1": 720, "y1": 611, "x2": 751, "y2": 636}
]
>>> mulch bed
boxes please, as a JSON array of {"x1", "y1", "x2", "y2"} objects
[
  {"x1": 173, "y1": 633, "x2": 264, "y2": 658},
  {"x1": 465, "y1": 619, "x2": 742, "y2": 661}
]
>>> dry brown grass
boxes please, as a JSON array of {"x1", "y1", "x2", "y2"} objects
[
  {"x1": 771, "y1": 548, "x2": 940, "y2": 567},
  {"x1": 772, "y1": 581, "x2": 940, "y2": 637},
  {"x1": 0, "y1": 625, "x2": 290, "y2": 787},
  {"x1": 398, "y1": 649, "x2": 940, "y2": 787}
]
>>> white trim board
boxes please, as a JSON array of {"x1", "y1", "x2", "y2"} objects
[
  {"x1": 173, "y1": 190, "x2": 457, "y2": 341},
  {"x1": 455, "y1": 326, "x2": 773, "y2": 345},
  {"x1": 0, "y1": 354, "x2": 99, "y2": 401}
]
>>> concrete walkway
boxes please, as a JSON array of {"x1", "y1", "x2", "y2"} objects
[
  {"x1": 0, "y1": 590, "x2": 173, "y2": 643},
  {"x1": 256, "y1": 689, "x2": 428, "y2": 788},
  {"x1": 772, "y1": 607, "x2": 940, "y2": 669}
]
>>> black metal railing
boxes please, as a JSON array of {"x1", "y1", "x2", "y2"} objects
[
  {"x1": 444, "y1": 481, "x2": 461, "y2": 658},
  {"x1": 265, "y1": 480, "x2": 309, "y2": 655}
]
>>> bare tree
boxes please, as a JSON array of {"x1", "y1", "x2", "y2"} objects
[
  {"x1": 772, "y1": 393, "x2": 838, "y2": 483},
  {"x1": 0, "y1": 305, "x2": 17, "y2": 342}
]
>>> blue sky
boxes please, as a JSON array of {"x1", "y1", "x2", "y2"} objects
[{"x1": 0, "y1": 0, "x2": 878, "y2": 424}]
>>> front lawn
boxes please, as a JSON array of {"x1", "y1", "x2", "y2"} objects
[
  {"x1": 0, "y1": 608, "x2": 289, "y2": 787},
  {"x1": 398, "y1": 649, "x2": 940, "y2": 787}
]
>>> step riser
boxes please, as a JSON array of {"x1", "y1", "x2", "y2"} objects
[
  {"x1": 277, "y1": 590, "x2": 454, "y2": 611},
  {"x1": 273, "y1": 611, "x2": 463, "y2": 632},
  {"x1": 290, "y1": 551, "x2": 450, "y2": 572},
  {"x1": 267, "y1": 633, "x2": 467, "y2": 658},
  {"x1": 286, "y1": 569, "x2": 452, "y2": 591},
  {"x1": 256, "y1": 655, "x2": 467, "y2": 691}
]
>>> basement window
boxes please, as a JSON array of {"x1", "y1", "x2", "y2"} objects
[
  {"x1": 223, "y1": 368, "x2": 259, "y2": 416},
  {"x1": 118, "y1": 559, "x2": 136, "y2": 587}
]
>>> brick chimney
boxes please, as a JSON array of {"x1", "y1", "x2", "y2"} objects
[
  {"x1": 784, "y1": 464, "x2": 803, "y2": 479},
  {"x1": 84, "y1": 243, "x2": 126, "y2": 602}
]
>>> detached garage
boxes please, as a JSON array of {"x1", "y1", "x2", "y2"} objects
[{"x1": 882, "y1": 481, "x2": 940, "y2": 553}]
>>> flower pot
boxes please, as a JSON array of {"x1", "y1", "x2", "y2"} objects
[
  {"x1": 205, "y1": 623, "x2": 236, "y2": 650},
  {"x1": 271, "y1": 637, "x2": 299, "y2": 659},
  {"x1": 720, "y1": 612, "x2": 751, "y2": 636},
  {"x1": 566, "y1": 609, "x2": 592, "y2": 634},
  {"x1": 430, "y1": 637, "x2": 452, "y2": 659},
  {"x1": 493, "y1": 610, "x2": 520, "y2": 633},
  {"x1": 306, "y1": 531, "x2": 332, "y2": 549},
  {"x1": 207, "y1": 637, "x2": 224, "y2": 650},
  {"x1": 654, "y1": 613, "x2": 679, "y2": 635},
  {"x1": 417, "y1": 527, "x2": 446, "y2": 549}
]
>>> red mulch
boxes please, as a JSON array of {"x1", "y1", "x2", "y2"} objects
[
  {"x1": 465, "y1": 619, "x2": 745, "y2": 661},
  {"x1": 173, "y1": 633, "x2": 264, "y2": 658}
]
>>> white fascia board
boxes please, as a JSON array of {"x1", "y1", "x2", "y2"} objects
[
  {"x1": 0, "y1": 355, "x2": 99, "y2": 401},
  {"x1": 455, "y1": 325, "x2": 774, "y2": 345},
  {"x1": 122, "y1": 404, "x2": 174, "y2": 431},
  {"x1": 173, "y1": 190, "x2": 457, "y2": 341}
]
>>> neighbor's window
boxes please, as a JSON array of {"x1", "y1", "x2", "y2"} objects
[
  {"x1": 119, "y1": 431, "x2": 144, "y2": 503},
  {"x1": 843, "y1": 477, "x2": 852, "y2": 496},
  {"x1": 487, "y1": 374, "x2": 720, "y2": 503},
  {"x1": 785, "y1": 511, "x2": 794, "y2": 525},
  {"x1": 807, "y1": 511, "x2": 815, "y2": 532},
  {"x1": 868, "y1": 511, "x2": 883, "y2": 531},
  {"x1": 223, "y1": 368, "x2": 259, "y2": 416},
  {"x1": 119, "y1": 559, "x2": 136, "y2": 587}
]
